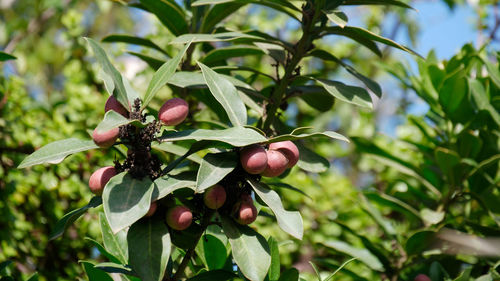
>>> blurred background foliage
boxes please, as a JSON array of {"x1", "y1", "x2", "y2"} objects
[{"x1": 1, "y1": 0, "x2": 500, "y2": 280}]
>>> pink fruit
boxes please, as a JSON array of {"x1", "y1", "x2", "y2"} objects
[
  {"x1": 89, "y1": 166, "x2": 117, "y2": 195},
  {"x1": 269, "y1": 141, "x2": 299, "y2": 168},
  {"x1": 166, "y1": 206, "x2": 192, "y2": 231},
  {"x1": 414, "y1": 274, "x2": 431, "y2": 281},
  {"x1": 105, "y1": 96, "x2": 128, "y2": 117},
  {"x1": 240, "y1": 193, "x2": 253, "y2": 204},
  {"x1": 158, "y1": 98, "x2": 189, "y2": 126},
  {"x1": 236, "y1": 202, "x2": 257, "y2": 225},
  {"x1": 261, "y1": 150, "x2": 289, "y2": 177},
  {"x1": 145, "y1": 201, "x2": 158, "y2": 217},
  {"x1": 203, "y1": 184, "x2": 227, "y2": 209},
  {"x1": 92, "y1": 127, "x2": 119, "y2": 148},
  {"x1": 240, "y1": 145, "x2": 267, "y2": 174}
]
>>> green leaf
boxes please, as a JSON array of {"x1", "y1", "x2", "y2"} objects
[
  {"x1": 18, "y1": 138, "x2": 98, "y2": 168},
  {"x1": 308, "y1": 49, "x2": 382, "y2": 97},
  {"x1": 186, "y1": 270, "x2": 237, "y2": 281},
  {"x1": 81, "y1": 261, "x2": 114, "y2": 281},
  {"x1": 196, "y1": 152, "x2": 238, "y2": 192},
  {"x1": 171, "y1": 32, "x2": 259, "y2": 44},
  {"x1": 358, "y1": 195, "x2": 396, "y2": 236},
  {"x1": 85, "y1": 238, "x2": 122, "y2": 265},
  {"x1": 268, "y1": 130, "x2": 348, "y2": 144},
  {"x1": 469, "y1": 79, "x2": 500, "y2": 126},
  {"x1": 352, "y1": 137, "x2": 441, "y2": 198},
  {"x1": 142, "y1": 42, "x2": 191, "y2": 109},
  {"x1": 0, "y1": 51, "x2": 16, "y2": 61},
  {"x1": 25, "y1": 273, "x2": 38, "y2": 281},
  {"x1": 342, "y1": 0, "x2": 414, "y2": 9},
  {"x1": 195, "y1": 234, "x2": 228, "y2": 270},
  {"x1": 323, "y1": 10, "x2": 348, "y2": 28},
  {"x1": 139, "y1": 0, "x2": 188, "y2": 36},
  {"x1": 128, "y1": 51, "x2": 165, "y2": 70},
  {"x1": 201, "y1": 3, "x2": 246, "y2": 32},
  {"x1": 102, "y1": 34, "x2": 168, "y2": 55},
  {"x1": 454, "y1": 267, "x2": 472, "y2": 281},
  {"x1": 85, "y1": 38, "x2": 132, "y2": 110},
  {"x1": 405, "y1": 230, "x2": 436, "y2": 256},
  {"x1": 193, "y1": 0, "x2": 300, "y2": 19},
  {"x1": 309, "y1": 261, "x2": 323, "y2": 281},
  {"x1": 169, "y1": 71, "x2": 257, "y2": 93},
  {"x1": 95, "y1": 110, "x2": 130, "y2": 133},
  {"x1": 296, "y1": 144, "x2": 330, "y2": 173},
  {"x1": 221, "y1": 216, "x2": 270, "y2": 281},
  {"x1": 480, "y1": 56, "x2": 500, "y2": 88},
  {"x1": 49, "y1": 197, "x2": 102, "y2": 240},
  {"x1": 153, "y1": 172, "x2": 197, "y2": 200},
  {"x1": 99, "y1": 212, "x2": 128, "y2": 264},
  {"x1": 439, "y1": 72, "x2": 467, "y2": 115},
  {"x1": 364, "y1": 191, "x2": 421, "y2": 221},
  {"x1": 420, "y1": 208, "x2": 445, "y2": 225},
  {"x1": 103, "y1": 172, "x2": 155, "y2": 233},
  {"x1": 317, "y1": 79, "x2": 372, "y2": 108},
  {"x1": 291, "y1": 86, "x2": 335, "y2": 112},
  {"x1": 248, "y1": 179, "x2": 303, "y2": 239},
  {"x1": 324, "y1": 258, "x2": 357, "y2": 281},
  {"x1": 278, "y1": 268, "x2": 299, "y2": 281},
  {"x1": 152, "y1": 142, "x2": 203, "y2": 164},
  {"x1": 0, "y1": 261, "x2": 12, "y2": 272},
  {"x1": 434, "y1": 147, "x2": 460, "y2": 175},
  {"x1": 198, "y1": 62, "x2": 248, "y2": 126},
  {"x1": 94, "y1": 262, "x2": 133, "y2": 275},
  {"x1": 201, "y1": 45, "x2": 265, "y2": 65},
  {"x1": 127, "y1": 217, "x2": 171, "y2": 281},
  {"x1": 268, "y1": 237, "x2": 280, "y2": 281},
  {"x1": 159, "y1": 127, "x2": 267, "y2": 147},
  {"x1": 322, "y1": 240, "x2": 384, "y2": 271},
  {"x1": 323, "y1": 26, "x2": 420, "y2": 57}
]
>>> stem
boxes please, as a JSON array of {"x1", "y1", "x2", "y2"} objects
[
  {"x1": 261, "y1": 2, "x2": 321, "y2": 134},
  {"x1": 167, "y1": 210, "x2": 215, "y2": 281}
]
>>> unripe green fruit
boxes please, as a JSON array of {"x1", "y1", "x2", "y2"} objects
[
  {"x1": 92, "y1": 127, "x2": 119, "y2": 148},
  {"x1": 269, "y1": 141, "x2": 299, "y2": 168},
  {"x1": 105, "y1": 96, "x2": 128, "y2": 117},
  {"x1": 414, "y1": 274, "x2": 431, "y2": 281},
  {"x1": 166, "y1": 205, "x2": 192, "y2": 231},
  {"x1": 158, "y1": 98, "x2": 189, "y2": 126},
  {"x1": 88, "y1": 166, "x2": 116, "y2": 195},
  {"x1": 261, "y1": 150, "x2": 289, "y2": 177},
  {"x1": 145, "y1": 201, "x2": 157, "y2": 217},
  {"x1": 236, "y1": 202, "x2": 257, "y2": 225},
  {"x1": 240, "y1": 145, "x2": 267, "y2": 174},
  {"x1": 203, "y1": 184, "x2": 226, "y2": 209}
]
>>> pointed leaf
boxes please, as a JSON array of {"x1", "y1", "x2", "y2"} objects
[
  {"x1": 248, "y1": 180, "x2": 303, "y2": 239},
  {"x1": 201, "y1": 45, "x2": 265, "y2": 65},
  {"x1": 94, "y1": 262, "x2": 134, "y2": 275},
  {"x1": 142, "y1": 42, "x2": 191, "y2": 109},
  {"x1": 267, "y1": 130, "x2": 348, "y2": 143},
  {"x1": 308, "y1": 49, "x2": 382, "y2": 97},
  {"x1": 171, "y1": 32, "x2": 259, "y2": 44},
  {"x1": 221, "y1": 216, "x2": 270, "y2": 281},
  {"x1": 102, "y1": 34, "x2": 168, "y2": 55},
  {"x1": 159, "y1": 127, "x2": 267, "y2": 147},
  {"x1": 127, "y1": 217, "x2": 171, "y2": 281},
  {"x1": 317, "y1": 79, "x2": 372, "y2": 108},
  {"x1": 103, "y1": 172, "x2": 155, "y2": 233},
  {"x1": 18, "y1": 138, "x2": 98, "y2": 168},
  {"x1": 343, "y1": 0, "x2": 414, "y2": 9},
  {"x1": 197, "y1": 152, "x2": 238, "y2": 192},
  {"x1": 322, "y1": 240, "x2": 384, "y2": 271},
  {"x1": 0, "y1": 51, "x2": 16, "y2": 61},
  {"x1": 139, "y1": 0, "x2": 188, "y2": 36},
  {"x1": 198, "y1": 62, "x2": 247, "y2": 126},
  {"x1": 49, "y1": 197, "x2": 102, "y2": 240},
  {"x1": 323, "y1": 10, "x2": 348, "y2": 28},
  {"x1": 296, "y1": 143, "x2": 330, "y2": 173},
  {"x1": 99, "y1": 212, "x2": 128, "y2": 263},
  {"x1": 153, "y1": 172, "x2": 197, "y2": 200},
  {"x1": 186, "y1": 270, "x2": 237, "y2": 281},
  {"x1": 85, "y1": 38, "x2": 131, "y2": 110},
  {"x1": 81, "y1": 261, "x2": 114, "y2": 281}
]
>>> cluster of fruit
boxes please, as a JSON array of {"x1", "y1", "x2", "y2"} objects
[{"x1": 88, "y1": 95, "x2": 300, "y2": 232}]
